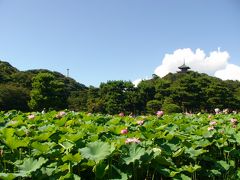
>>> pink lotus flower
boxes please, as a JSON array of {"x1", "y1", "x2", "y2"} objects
[
  {"x1": 209, "y1": 121, "x2": 217, "y2": 126},
  {"x1": 230, "y1": 118, "x2": 238, "y2": 124},
  {"x1": 208, "y1": 115, "x2": 212, "y2": 119},
  {"x1": 120, "y1": 129, "x2": 128, "y2": 134},
  {"x1": 156, "y1": 111, "x2": 164, "y2": 117},
  {"x1": 28, "y1": 114, "x2": 35, "y2": 120},
  {"x1": 185, "y1": 112, "x2": 193, "y2": 116},
  {"x1": 208, "y1": 126, "x2": 215, "y2": 131},
  {"x1": 59, "y1": 111, "x2": 66, "y2": 116},
  {"x1": 119, "y1": 112, "x2": 124, "y2": 117},
  {"x1": 137, "y1": 120, "x2": 144, "y2": 126},
  {"x1": 125, "y1": 138, "x2": 141, "y2": 144},
  {"x1": 214, "y1": 108, "x2": 221, "y2": 114},
  {"x1": 223, "y1": 108, "x2": 229, "y2": 114},
  {"x1": 56, "y1": 111, "x2": 66, "y2": 118}
]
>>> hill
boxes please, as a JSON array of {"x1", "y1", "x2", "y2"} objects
[
  {"x1": 0, "y1": 60, "x2": 87, "y2": 111},
  {"x1": 1, "y1": 60, "x2": 240, "y2": 114}
]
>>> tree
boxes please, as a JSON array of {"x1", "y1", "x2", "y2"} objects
[
  {"x1": 154, "y1": 79, "x2": 171, "y2": 104},
  {"x1": 87, "y1": 86, "x2": 105, "y2": 113},
  {"x1": 28, "y1": 73, "x2": 68, "y2": 111},
  {"x1": 146, "y1": 100, "x2": 161, "y2": 114},
  {"x1": 68, "y1": 89, "x2": 88, "y2": 111},
  {"x1": 206, "y1": 82, "x2": 236, "y2": 111},
  {"x1": 0, "y1": 84, "x2": 30, "y2": 111},
  {"x1": 98, "y1": 81, "x2": 139, "y2": 115},
  {"x1": 162, "y1": 98, "x2": 181, "y2": 113},
  {"x1": 137, "y1": 80, "x2": 156, "y2": 113}
]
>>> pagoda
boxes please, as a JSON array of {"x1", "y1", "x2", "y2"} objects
[{"x1": 178, "y1": 61, "x2": 190, "y2": 73}]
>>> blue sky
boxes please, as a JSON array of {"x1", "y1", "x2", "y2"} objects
[{"x1": 0, "y1": 0, "x2": 239, "y2": 86}]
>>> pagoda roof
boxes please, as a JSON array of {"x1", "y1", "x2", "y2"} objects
[{"x1": 178, "y1": 63, "x2": 190, "y2": 69}]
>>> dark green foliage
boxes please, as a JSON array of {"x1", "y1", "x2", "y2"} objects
[
  {"x1": 1, "y1": 60, "x2": 240, "y2": 113},
  {"x1": 99, "y1": 81, "x2": 135, "y2": 114},
  {"x1": 28, "y1": 73, "x2": 68, "y2": 111},
  {"x1": 67, "y1": 90, "x2": 88, "y2": 111},
  {"x1": 162, "y1": 103, "x2": 181, "y2": 113},
  {"x1": 0, "y1": 60, "x2": 87, "y2": 111},
  {"x1": 87, "y1": 86, "x2": 104, "y2": 113},
  {"x1": 0, "y1": 84, "x2": 30, "y2": 111},
  {"x1": 0, "y1": 61, "x2": 18, "y2": 83},
  {"x1": 140, "y1": 71, "x2": 240, "y2": 113},
  {"x1": 146, "y1": 100, "x2": 162, "y2": 114}
]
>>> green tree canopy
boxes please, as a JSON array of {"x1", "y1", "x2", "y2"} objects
[
  {"x1": 0, "y1": 84, "x2": 30, "y2": 111},
  {"x1": 28, "y1": 73, "x2": 68, "y2": 111}
]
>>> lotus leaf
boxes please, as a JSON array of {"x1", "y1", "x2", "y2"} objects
[
  {"x1": 122, "y1": 144, "x2": 146, "y2": 165},
  {"x1": 16, "y1": 157, "x2": 47, "y2": 177},
  {"x1": 79, "y1": 141, "x2": 112, "y2": 162}
]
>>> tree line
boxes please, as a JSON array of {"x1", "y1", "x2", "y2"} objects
[{"x1": 1, "y1": 60, "x2": 240, "y2": 114}]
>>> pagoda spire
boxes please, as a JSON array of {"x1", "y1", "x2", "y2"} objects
[{"x1": 178, "y1": 60, "x2": 190, "y2": 73}]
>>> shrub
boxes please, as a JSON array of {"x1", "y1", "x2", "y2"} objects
[
  {"x1": 146, "y1": 100, "x2": 161, "y2": 114},
  {"x1": 162, "y1": 103, "x2": 182, "y2": 113}
]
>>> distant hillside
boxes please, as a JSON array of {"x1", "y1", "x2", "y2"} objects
[
  {"x1": 0, "y1": 60, "x2": 86, "y2": 90},
  {"x1": 137, "y1": 70, "x2": 240, "y2": 113},
  {"x1": 1, "y1": 60, "x2": 240, "y2": 114},
  {"x1": 0, "y1": 60, "x2": 87, "y2": 111},
  {"x1": 0, "y1": 61, "x2": 18, "y2": 82}
]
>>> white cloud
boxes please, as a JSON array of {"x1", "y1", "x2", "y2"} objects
[
  {"x1": 133, "y1": 48, "x2": 240, "y2": 85},
  {"x1": 154, "y1": 48, "x2": 240, "y2": 81},
  {"x1": 132, "y1": 79, "x2": 142, "y2": 87},
  {"x1": 132, "y1": 76, "x2": 151, "y2": 87},
  {"x1": 215, "y1": 64, "x2": 240, "y2": 81}
]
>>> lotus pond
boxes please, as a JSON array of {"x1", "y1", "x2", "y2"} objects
[{"x1": 0, "y1": 111, "x2": 240, "y2": 179}]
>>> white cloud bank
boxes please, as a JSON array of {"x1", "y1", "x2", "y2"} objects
[
  {"x1": 215, "y1": 64, "x2": 240, "y2": 81},
  {"x1": 133, "y1": 48, "x2": 240, "y2": 86},
  {"x1": 133, "y1": 76, "x2": 151, "y2": 87},
  {"x1": 133, "y1": 79, "x2": 143, "y2": 87},
  {"x1": 154, "y1": 48, "x2": 240, "y2": 81}
]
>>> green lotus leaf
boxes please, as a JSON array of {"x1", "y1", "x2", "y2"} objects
[
  {"x1": 62, "y1": 153, "x2": 81, "y2": 163},
  {"x1": 79, "y1": 141, "x2": 112, "y2": 162},
  {"x1": 59, "y1": 173, "x2": 81, "y2": 180},
  {"x1": 5, "y1": 135, "x2": 30, "y2": 150},
  {"x1": 31, "y1": 141, "x2": 53, "y2": 154},
  {"x1": 180, "y1": 174, "x2": 191, "y2": 180},
  {"x1": 179, "y1": 164, "x2": 201, "y2": 173},
  {"x1": 93, "y1": 160, "x2": 109, "y2": 179},
  {"x1": 34, "y1": 132, "x2": 54, "y2": 141},
  {"x1": 0, "y1": 173, "x2": 16, "y2": 180},
  {"x1": 122, "y1": 144, "x2": 146, "y2": 165},
  {"x1": 234, "y1": 132, "x2": 240, "y2": 145},
  {"x1": 59, "y1": 140, "x2": 75, "y2": 151},
  {"x1": 41, "y1": 162, "x2": 58, "y2": 176},
  {"x1": 173, "y1": 148, "x2": 185, "y2": 158},
  {"x1": 59, "y1": 163, "x2": 69, "y2": 172},
  {"x1": 210, "y1": 169, "x2": 221, "y2": 176},
  {"x1": 2, "y1": 128, "x2": 15, "y2": 138},
  {"x1": 194, "y1": 139, "x2": 211, "y2": 148},
  {"x1": 217, "y1": 160, "x2": 230, "y2": 171},
  {"x1": 237, "y1": 170, "x2": 240, "y2": 178},
  {"x1": 16, "y1": 157, "x2": 47, "y2": 176},
  {"x1": 185, "y1": 147, "x2": 207, "y2": 160},
  {"x1": 154, "y1": 164, "x2": 171, "y2": 177},
  {"x1": 153, "y1": 156, "x2": 174, "y2": 167},
  {"x1": 60, "y1": 132, "x2": 84, "y2": 142},
  {"x1": 111, "y1": 165, "x2": 129, "y2": 180}
]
